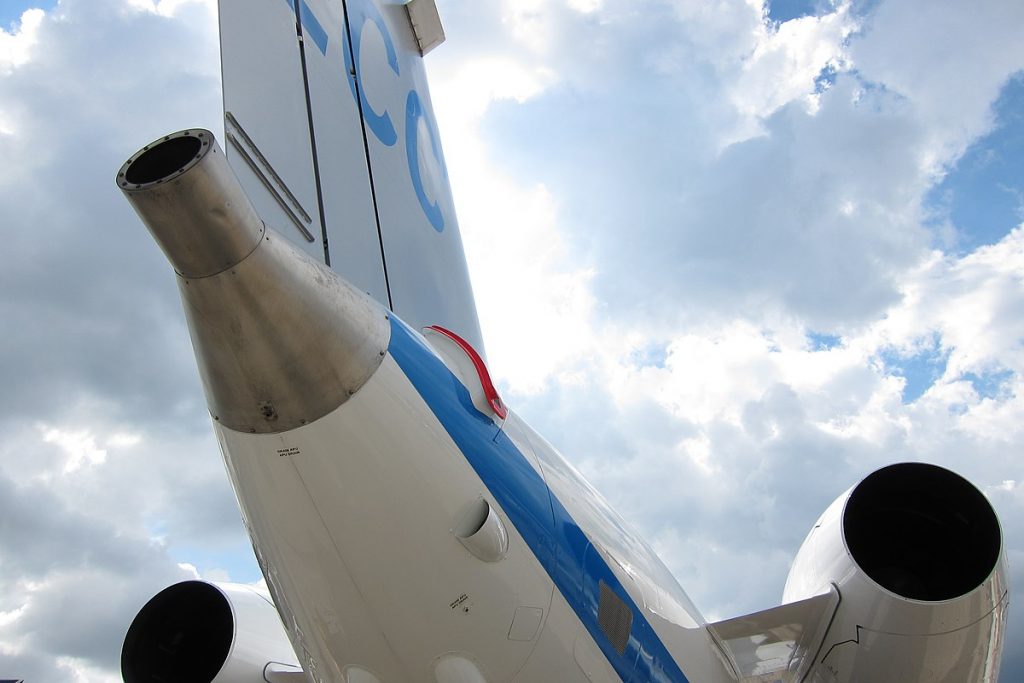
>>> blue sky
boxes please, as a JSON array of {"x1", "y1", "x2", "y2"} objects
[
  {"x1": 767, "y1": 0, "x2": 820, "y2": 23},
  {"x1": 1, "y1": 0, "x2": 1022, "y2": 681},
  {"x1": 927, "y1": 74, "x2": 1024, "y2": 251},
  {"x1": 0, "y1": 1, "x2": 54, "y2": 30}
]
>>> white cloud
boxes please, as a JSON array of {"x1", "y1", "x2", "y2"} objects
[
  {"x1": 869, "y1": 227, "x2": 1024, "y2": 385},
  {"x1": 177, "y1": 561, "x2": 201, "y2": 577},
  {"x1": 2, "y1": 0, "x2": 1023, "y2": 679},
  {"x1": 852, "y1": 0, "x2": 1024, "y2": 174},
  {"x1": 427, "y1": 43, "x2": 591, "y2": 392},
  {"x1": 512, "y1": 224, "x2": 1024, "y2": 634},
  {"x1": 502, "y1": 0, "x2": 552, "y2": 55},
  {"x1": 729, "y1": 2, "x2": 857, "y2": 137},
  {"x1": 0, "y1": 8, "x2": 43, "y2": 73},
  {"x1": 123, "y1": 0, "x2": 215, "y2": 18},
  {"x1": 434, "y1": 6, "x2": 1022, "y2": 670},
  {"x1": 567, "y1": 0, "x2": 603, "y2": 14},
  {"x1": 41, "y1": 425, "x2": 109, "y2": 473}
]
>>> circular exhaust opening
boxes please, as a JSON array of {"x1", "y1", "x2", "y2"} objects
[
  {"x1": 121, "y1": 580, "x2": 234, "y2": 683},
  {"x1": 843, "y1": 462, "x2": 1001, "y2": 602},
  {"x1": 120, "y1": 130, "x2": 209, "y2": 187}
]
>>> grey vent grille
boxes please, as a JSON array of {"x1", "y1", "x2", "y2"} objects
[{"x1": 598, "y1": 580, "x2": 633, "y2": 655}]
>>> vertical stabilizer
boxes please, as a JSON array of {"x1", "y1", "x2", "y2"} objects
[{"x1": 218, "y1": 0, "x2": 484, "y2": 353}]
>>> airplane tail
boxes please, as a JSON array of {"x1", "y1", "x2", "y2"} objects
[{"x1": 218, "y1": 0, "x2": 484, "y2": 353}]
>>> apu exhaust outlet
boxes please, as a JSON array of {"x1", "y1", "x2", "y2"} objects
[{"x1": 117, "y1": 129, "x2": 389, "y2": 434}]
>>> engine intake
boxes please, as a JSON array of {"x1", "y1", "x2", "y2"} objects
[
  {"x1": 783, "y1": 462, "x2": 1008, "y2": 683},
  {"x1": 122, "y1": 581, "x2": 233, "y2": 682},
  {"x1": 843, "y1": 462, "x2": 1001, "y2": 601},
  {"x1": 122, "y1": 580, "x2": 302, "y2": 683}
]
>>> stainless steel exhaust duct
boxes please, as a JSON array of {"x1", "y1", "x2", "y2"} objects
[
  {"x1": 118, "y1": 129, "x2": 264, "y2": 279},
  {"x1": 117, "y1": 129, "x2": 389, "y2": 433}
]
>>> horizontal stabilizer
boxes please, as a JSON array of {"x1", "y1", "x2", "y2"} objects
[{"x1": 707, "y1": 585, "x2": 840, "y2": 683}]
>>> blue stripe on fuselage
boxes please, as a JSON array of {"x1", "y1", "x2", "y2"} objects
[{"x1": 388, "y1": 317, "x2": 690, "y2": 683}]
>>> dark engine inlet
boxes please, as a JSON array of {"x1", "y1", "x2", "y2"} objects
[
  {"x1": 121, "y1": 580, "x2": 234, "y2": 683},
  {"x1": 843, "y1": 462, "x2": 1002, "y2": 601}
]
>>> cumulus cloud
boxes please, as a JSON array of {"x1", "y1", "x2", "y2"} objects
[
  {"x1": 432, "y1": 0, "x2": 1023, "y2": 674},
  {"x1": 0, "y1": 2, "x2": 253, "y2": 681},
  {"x1": 1, "y1": 0, "x2": 1022, "y2": 680},
  {"x1": 0, "y1": 9, "x2": 43, "y2": 72},
  {"x1": 506, "y1": 226, "x2": 1024, "y2": 625},
  {"x1": 442, "y1": 0, "x2": 1023, "y2": 336},
  {"x1": 0, "y1": 464, "x2": 194, "y2": 680},
  {"x1": 852, "y1": 0, "x2": 1024, "y2": 172}
]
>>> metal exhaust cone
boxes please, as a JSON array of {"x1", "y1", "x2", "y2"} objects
[{"x1": 118, "y1": 129, "x2": 389, "y2": 433}]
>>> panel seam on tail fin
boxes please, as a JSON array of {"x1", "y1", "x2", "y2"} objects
[
  {"x1": 225, "y1": 112, "x2": 313, "y2": 224},
  {"x1": 225, "y1": 113, "x2": 315, "y2": 243},
  {"x1": 340, "y1": 0, "x2": 395, "y2": 310},
  {"x1": 291, "y1": 0, "x2": 334, "y2": 266}
]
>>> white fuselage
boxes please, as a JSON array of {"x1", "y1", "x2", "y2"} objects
[{"x1": 215, "y1": 315, "x2": 731, "y2": 683}]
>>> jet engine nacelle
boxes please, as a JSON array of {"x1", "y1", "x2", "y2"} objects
[
  {"x1": 784, "y1": 462, "x2": 1008, "y2": 683},
  {"x1": 121, "y1": 580, "x2": 304, "y2": 683}
]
